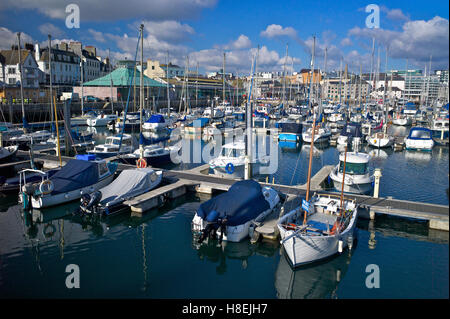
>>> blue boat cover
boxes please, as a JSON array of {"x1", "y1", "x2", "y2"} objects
[
  {"x1": 146, "y1": 114, "x2": 165, "y2": 123},
  {"x1": 197, "y1": 180, "x2": 270, "y2": 226},
  {"x1": 50, "y1": 159, "x2": 99, "y2": 194}
]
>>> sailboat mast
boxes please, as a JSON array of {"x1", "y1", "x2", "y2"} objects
[
  {"x1": 167, "y1": 51, "x2": 170, "y2": 118},
  {"x1": 109, "y1": 48, "x2": 114, "y2": 114},
  {"x1": 340, "y1": 145, "x2": 348, "y2": 212},
  {"x1": 48, "y1": 34, "x2": 54, "y2": 124},
  {"x1": 282, "y1": 43, "x2": 288, "y2": 108},
  {"x1": 17, "y1": 32, "x2": 26, "y2": 133},
  {"x1": 383, "y1": 46, "x2": 388, "y2": 132},
  {"x1": 80, "y1": 52, "x2": 84, "y2": 116},
  {"x1": 139, "y1": 24, "x2": 144, "y2": 159},
  {"x1": 223, "y1": 52, "x2": 226, "y2": 104},
  {"x1": 140, "y1": 24, "x2": 144, "y2": 137},
  {"x1": 305, "y1": 36, "x2": 316, "y2": 214}
]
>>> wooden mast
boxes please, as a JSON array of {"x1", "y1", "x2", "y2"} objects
[{"x1": 304, "y1": 36, "x2": 316, "y2": 225}]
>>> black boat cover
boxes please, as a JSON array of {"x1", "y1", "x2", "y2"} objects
[
  {"x1": 197, "y1": 180, "x2": 270, "y2": 226},
  {"x1": 50, "y1": 159, "x2": 99, "y2": 194},
  {"x1": 280, "y1": 122, "x2": 303, "y2": 134}
]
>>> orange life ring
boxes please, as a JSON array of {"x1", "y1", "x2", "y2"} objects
[{"x1": 137, "y1": 158, "x2": 147, "y2": 168}]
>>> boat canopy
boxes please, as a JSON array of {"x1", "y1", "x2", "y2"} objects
[
  {"x1": 146, "y1": 114, "x2": 165, "y2": 123},
  {"x1": 407, "y1": 127, "x2": 432, "y2": 140},
  {"x1": 197, "y1": 180, "x2": 270, "y2": 226},
  {"x1": 50, "y1": 159, "x2": 100, "y2": 194},
  {"x1": 99, "y1": 168, "x2": 156, "y2": 205}
]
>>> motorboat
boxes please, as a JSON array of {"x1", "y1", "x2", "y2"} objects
[
  {"x1": 329, "y1": 151, "x2": 374, "y2": 194},
  {"x1": 392, "y1": 111, "x2": 412, "y2": 126},
  {"x1": 0, "y1": 145, "x2": 18, "y2": 164},
  {"x1": 71, "y1": 111, "x2": 97, "y2": 126},
  {"x1": 277, "y1": 193, "x2": 358, "y2": 267},
  {"x1": 20, "y1": 157, "x2": 117, "y2": 209},
  {"x1": 88, "y1": 134, "x2": 136, "y2": 159},
  {"x1": 302, "y1": 125, "x2": 331, "y2": 144},
  {"x1": 119, "y1": 144, "x2": 171, "y2": 167},
  {"x1": 87, "y1": 113, "x2": 118, "y2": 127},
  {"x1": 142, "y1": 114, "x2": 172, "y2": 131},
  {"x1": 202, "y1": 108, "x2": 224, "y2": 119},
  {"x1": 209, "y1": 140, "x2": 270, "y2": 179},
  {"x1": 405, "y1": 127, "x2": 434, "y2": 151},
  {"x1": 79, "y1": 167, "x2": 162, "y2": 217},
  {"x1": 430, "y1": 118, "x2": 449, "y2": 140},
  {"x1": 192, "y1": 180, "x2": 280, "y2": 243}
]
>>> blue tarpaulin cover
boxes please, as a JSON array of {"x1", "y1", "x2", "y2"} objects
[
  {"x1": 145, "y1": 114, "x2": 165, "y2": 123},
  {"x1": 50, "y1": 159, "x2": 99, "y2": 194},
  {"x1": 197, "y1": 180, "x2": 270, "y2": 226}
]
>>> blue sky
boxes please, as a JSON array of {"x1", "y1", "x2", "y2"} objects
[{"x1": 0, "y1": 0, "x2": 448, "y2": 74}]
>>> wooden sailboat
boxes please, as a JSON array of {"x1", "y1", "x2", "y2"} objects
[{"x1": 277, "y1": 38, "x2": 358, "y2": 268}]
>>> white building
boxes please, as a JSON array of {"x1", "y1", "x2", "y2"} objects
[
  {"x1": 36, "y1": 43, "x2": 81, "y2": 85},
  {"x1": 0, "y1": 48, "x2": 40, "y2": 88}
]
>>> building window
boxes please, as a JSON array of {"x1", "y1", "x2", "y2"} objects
[
  {"x1": 9, "y1": 78, "x2": 16, "y2": 84},
  {"x1": 8, "y1": 68, "x2": 16, "y2": 74}
]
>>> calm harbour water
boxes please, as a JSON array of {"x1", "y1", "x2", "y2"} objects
[{"x1": 0, "y1": 123, "x2": 448, "y2": 298}]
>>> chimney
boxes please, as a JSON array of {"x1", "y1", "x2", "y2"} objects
[{"x1": 35, "y1": 43, "x2": 40, "y2": 61}]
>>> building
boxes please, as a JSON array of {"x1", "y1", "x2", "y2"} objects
[
  {"x1": 36, "y1": 43, "x2": 81, "y2": 86},
  {"x1": 144, "y1": 59, "x2": 184, "y2": 79},
  {"x1": 0, "y1": 48, "x2": 40, "y2": 88},
  {"x1": 404, "y1": 74, "x2": 440, "y2": 103},
  {"x1": 323, "y1": 76, "x2": 371, "y2": 103},
  {"x1": 298, "y1": 69, "x2": 322, "y2": 84}
]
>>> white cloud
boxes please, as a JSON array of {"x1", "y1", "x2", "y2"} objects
[
  {"x1": 380, "y1": 6, "x2": 409, "y2": 22},
  {"x1": 260, "y1": 24, "x2": 297, "y2": 39},
  {"x1": 348, "y1": 16, "x2": 449, "y2": 68},
  {"x1": 0, "y1": 0, "x2": 217, "y2": 21},
  {"x1": 88, "y1": 29, "x2": 106, "y2": 43},
  {"x1": 0, "y1": 27, "x2": 33, "y2": 49},
  {"x1": 224, "y1": 34, "x2": 252, "y2": 50},
  {"x1": 141, "y1": 20, "x2": 195, "y2": 43},
  {"x1": 340, "y1": 38, "x2": 352, "y2": 47}
]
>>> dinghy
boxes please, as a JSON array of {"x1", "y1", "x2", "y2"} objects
[
  {"x1": 192, "y1": 180, "x2": 280, "y2": 243},
  {"x1": 80, "y1": 168, "x2": 162, "y2": 217},
  {"x1": 0, "y1": 145, "x2": 18, "y2": 164}
]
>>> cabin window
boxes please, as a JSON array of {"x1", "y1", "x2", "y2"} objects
[{"x1": 339, "y1": 162, "x2": 367, "y2": 175}]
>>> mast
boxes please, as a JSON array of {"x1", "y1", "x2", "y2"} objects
[
  {"x1": 17, "y1": 32, "x2": 26, "y2": 133},
  {"x1": 223, "y1": 52, "x2": 226, "y2": 104},
  {"x1": 322, "y1": 47, "x2": 328, "y2": 101},
  {"x1": 196, "y1": 61, "x2": 199, "y2": 108},
  {"x1": 166, "y1": 51, "x2": 170, "y2": 118},
  {"x1": 368, "y1": 37, "x2": 375, "y2": 104},
  {"x1": 383, "y1": 46, "x2": 388, "y2": 133},
  {"x1": 108, "y1": 48, "x2": 114, "y2": 114},
  {"x1": 282, "y1": 43, "x2": 288, "y2": 108},
  {"x1": 304, "y1": 36, "x2": 316, "y2": 223},
  {"x1": 339, "y1": 145, "x2": 348, "y2": 212},
  {"x1": 48, "y1": 34, "x2": 54, "y2": 124},
  {"x1": 139, "y1": 23, "x2": 144, "y2": 159},
  {"x1": 338, "y1": 58, "x2": 343, "y2": 105},
  {"x1": 80, "y1": 51, "x2": 84, "y2": 116},
  {"x1": 245, "y1": 55, "x2": 256, "y2": 180}
]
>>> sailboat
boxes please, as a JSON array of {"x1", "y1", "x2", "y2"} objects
[{"x1": 277, "y1": 38, "x2": 358, "y2": 268}]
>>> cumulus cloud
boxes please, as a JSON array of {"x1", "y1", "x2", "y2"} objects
[
  {"x1": 139, "y1": 20, "x2": 195, "y2": 43},
  {"x1": 340, "y1": 38, "x2": 352, "y2": 47},
  {"x1": 0, "y1": 27, "x2": 33, "y2": 49},
  {"x1": 260, "y1": 24, "x2": 297, "y2": 39},
  {"x1": 0, "y1": 0, "x2": 218, "y2": 21},
  {"x1": 88, "y1": 29, "x2": 106, "y2": 43},
  {"x1": 348, "y1": 16, "x2": 449, "y2": 68}
]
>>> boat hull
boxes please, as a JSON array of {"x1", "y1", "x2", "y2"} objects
[{"x1": 31, "y1": 173, "x2": 115, "y2": 209}]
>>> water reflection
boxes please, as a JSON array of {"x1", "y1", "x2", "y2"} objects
[
  {"x1": 404, "y1": 150, "x2": 432, "y2": 162},
  {"x1": 275, "y1": 247, "x2": 353, "y2": 299},
  {"x1": 194, "y1": 239, "x2": 279, "y2": 275}
]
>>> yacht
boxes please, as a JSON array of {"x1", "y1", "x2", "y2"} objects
[
  {"x1": 302, "y1": 125, "x2": 331, "y2": 144},
  {"x1": 405, "y1": 127, "x2": 435, "y2": 151},
  {"x1": 88, "y1": 134, "x2": 136, "y2": 159}
]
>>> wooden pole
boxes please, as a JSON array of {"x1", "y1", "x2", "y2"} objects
[{"x1": 340, "y1": 145, "x2": 348, "y2": 212}]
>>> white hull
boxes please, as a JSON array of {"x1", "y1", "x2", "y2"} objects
[
  {"x1": 405, "y1": 138, "x2": 434, "y2": 151},
  {"x1": 392, "y1": 117, "x2": 411, "y2": 126},
  {"x1": 31, "y1": 174, "x2": 115, "y2": 209},
  {"x1": 278, "y1": 207, "x2": 357, "y2": 267},
  {"x1": 142, "y1": 122, "x2": 170, "y2": 131},
  {"x1": 368, "y1": 135, "x2": 393, "y2": 148}
]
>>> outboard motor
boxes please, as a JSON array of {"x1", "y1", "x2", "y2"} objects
[{"x1": 80, "y1": 191, "x2": 102, "y2": 213}]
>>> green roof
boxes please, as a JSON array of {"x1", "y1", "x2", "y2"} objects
[{"x1": 83, "y1": 67, "x2": 166, "y2": 87}]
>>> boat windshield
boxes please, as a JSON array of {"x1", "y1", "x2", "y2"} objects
[
  {"x1": 339, "y1": 161, "x2": 368, "y2": 175},
  {"x1": 106, "y1": 138, "x2": 121, "y2": 145},
  {"x1": 222, "y1": 147, "x2": 245, "y2": 157},
  {"x1": 410, "y1": 130, "x2": 431, "y2": 139}
]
